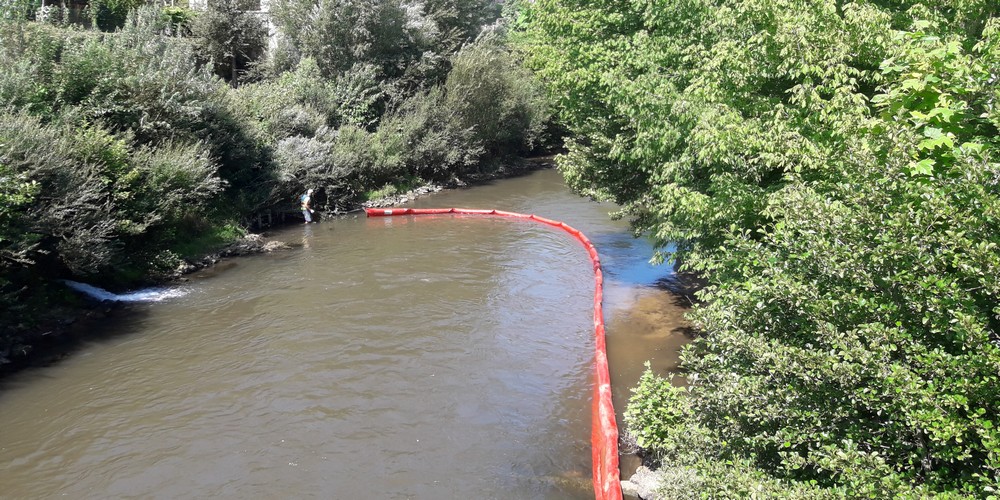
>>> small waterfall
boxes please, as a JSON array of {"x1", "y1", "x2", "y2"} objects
[{"x1": 61, "y1": 280, "x2": 188, "y2": 302}]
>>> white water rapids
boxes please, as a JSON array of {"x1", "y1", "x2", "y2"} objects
[{"x1": 61, "y1": 280, "x2": 189, "y2": 302}]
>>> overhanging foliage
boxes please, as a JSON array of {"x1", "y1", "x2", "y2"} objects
[{"x1": 515, "y1": 0, "x2": 1000, "y2": 496}]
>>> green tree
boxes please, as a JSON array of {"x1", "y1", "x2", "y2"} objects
[
  {"x1": 89, "y1": 0, "x2": 145, "y2": 31},
  {"x1": 515, "y1": 0, "x2": 1000, "y2": 496},
  {"x1": 445, "y1": 34, "x2": 549, "y2": 157},
  {"x1": 0, "y1": 160, "x2": 40, "y2": 273},
  {"x1": 0, "y1": 0, "x2": 548, "y2": 369},
  {"x1": 192, "y1": 0, "x2": 268, "y2": 85},
  {"x1": 418, "y1": 0, "x2": 500, "y2": 53},
  {"x1": 270, "y1": 0, "x2": 416, "y2": 79}
]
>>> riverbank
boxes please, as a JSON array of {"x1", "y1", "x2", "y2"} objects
[
  {"x1": 1, "y1": 167, "x2": 630, "y2": 497},
  {"x1": 1, "y1": 164, "x2": 700, "y2": 499},
  {"x1": 360, "y1": 156, "x2": 557, "y2": 209},
  {"x1": 182, "y1": 157, "x2": 555, "y2": 274},
  {"x1": 607, "y1": 271, "x2": 702, "y2": 500},
  {"x1": 0, "y1": 156, "x2": 558, "y2": 378}
]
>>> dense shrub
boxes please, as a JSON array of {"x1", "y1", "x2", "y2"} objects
[
  {"x1": 94, "y1": 11, "x2": 224, "y2": 144},
  {"x1": 332, "y1": 62, "x2": 386, "y2": 129},
  {"x1": 373, "y1": 86, "x2": 479, "y2": 181},
  {"x1": 233, "y1": 32, "x2": 550, "y2": 207},
  {"x1": 229, "y1": 58, "x2": 341, "y2": 142},
  {"x1": 89, "y1": 0, "x2": 144, "y2": 31},
  {"x1": 160, "y1": 6, "x2": 196, "y2": 37},
  {"x1": 0, "y1": 12, "x2": 244, "y2": 344},
  {"x1": 270, "y1": 0, "x2": 505, "y2": 111},
  {"x1": 0, "y1": 10, "x2": 228, "y2": 142},
  {"x1": 0, "y1": 110, "x2": 223, "y2": 275},
  {"x1": 444, "y1": 34, "x2": 549, "y2": 157},
  {"x1": 191, "y1": 0, "x2": 267, "y2": 85},
  {"x1": 0, "y1": 150, "x2": 40, "y2": 272},
  {"x1": 0, "y1": 22, "x2": 87, "y2": 117},
  {"x1": 0, "y1": 3, "x2": 554, "y2": 366},
  {"x1": 273, "y1": 133, "x2": 347, "y2": 208},
  {"x1": 518, "y1": 0, "x2": 1000, "y2": 496},
  {"x1": 271, "y1": 0, "x2": 416, "y2": 79},
  {"x1": 0, "y1": 112, "x2": 118, "y2": 274}
]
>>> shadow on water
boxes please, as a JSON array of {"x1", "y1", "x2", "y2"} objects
[
  {"x1": 0, "y1": 302, "x2": 147, "y2": 384},
  {"x1": 597, "y1": 245, "x2": 705, "y2": 482},
  {"x1": 655, "y1": 272, "x2": 706, "y2": 316},
  {"x1": 586, "y1": 230, "x2": 674, "y2": 286},
  {"x1": 0, "y1": 263, "x2": 244, "y2": 383}
]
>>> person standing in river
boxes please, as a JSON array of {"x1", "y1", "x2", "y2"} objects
[{"x1": 300, "y1": 188, "x2": 315, "y2": 223}]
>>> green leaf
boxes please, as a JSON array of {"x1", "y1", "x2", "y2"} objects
[{"x1": 908, "y1": 158, "x2": 935, "y2": 175}]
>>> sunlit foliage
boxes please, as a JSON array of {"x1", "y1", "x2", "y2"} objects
[
  {"x1": 0, "y1": 2, "x2": 553, "y2": 365},
  {"x1": 515, "y1": 0, "x2": 1000, "y2": 496}
]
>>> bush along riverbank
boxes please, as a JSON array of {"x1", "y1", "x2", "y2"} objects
[
  {"x1": 0, "y1": 156, "x2": 557, "y2": 377},
  {"x1": 0, "y1": 4, "x2": 555, "y2": 374},
  {"x1": 516, "y1": 1, "x2": 1000, "y2": 497}
]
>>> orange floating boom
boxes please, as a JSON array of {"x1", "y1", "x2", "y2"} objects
[{"x1": 366, "y1": 207, "x2": 623, "y2": 500}]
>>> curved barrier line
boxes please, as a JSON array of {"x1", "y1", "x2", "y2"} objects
[{"x1": 366, "y1": 207, "x2": 622, "y2": 500}]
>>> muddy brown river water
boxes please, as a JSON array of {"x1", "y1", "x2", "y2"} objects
[{"x1": 0, "y1": 168, "x2": 690, "y2": 499}]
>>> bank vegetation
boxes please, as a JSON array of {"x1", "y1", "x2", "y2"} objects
[
  {"x1": 515, "y1": 0, "x2": 1000, "y2": 497},
  {"x1": 0, "y1": 0, "x2": 552, "y2": 366}
]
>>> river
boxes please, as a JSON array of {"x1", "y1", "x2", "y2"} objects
[{"x1": 0, "y1": 167, "x2": 690, "y2": 499}]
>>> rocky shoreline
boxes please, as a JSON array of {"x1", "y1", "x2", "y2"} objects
[{"x1": 621, "y1": 466, "x2": 665, "y2": 499}]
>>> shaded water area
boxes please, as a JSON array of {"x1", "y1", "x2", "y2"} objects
[{"x1": 0, "y1": 168, "x2": 690, "y2": 498}]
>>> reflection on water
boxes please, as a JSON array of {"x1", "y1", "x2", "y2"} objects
[
  {"x1": 0, "y1": 168, "x2": 688, "y2": 498},
  {"x1": 302, "y1": 224, "x2": 313, "y2": 248}
]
